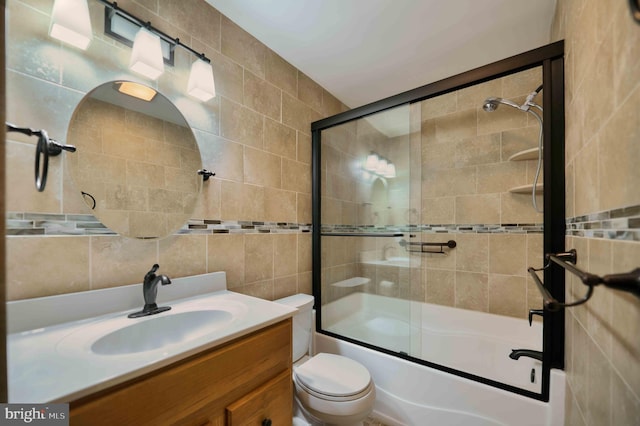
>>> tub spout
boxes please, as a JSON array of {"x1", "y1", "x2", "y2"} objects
[{"x1": 509, "y1": 349, "x2": 543, "y2": 362}]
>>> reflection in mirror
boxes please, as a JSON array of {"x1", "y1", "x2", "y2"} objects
[
  {"x1": 370, "y1": 177, "x2": 389, "y2": 225},
  {"x1": 66, "y1": 81, "x2": 202, "y2": 239}
]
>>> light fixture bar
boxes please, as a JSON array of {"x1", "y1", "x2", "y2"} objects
[
  {"x1": 104, "y1": 6, "x2": 174, "y2": 65},
  {"x1": 98, "y1": 0, "x2": 211, "y2": 65}
]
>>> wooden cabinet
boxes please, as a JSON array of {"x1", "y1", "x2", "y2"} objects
[
  {"x1": 226, "y1": 370, "x2": 291, "y2": 425},
  {"x1": 70, "y1": 319, "x2": 292, "y2": 426}
]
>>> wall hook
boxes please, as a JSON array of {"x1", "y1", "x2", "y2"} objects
[
  {"x1": 81, "y1": 191, "x2": 96, "y2": 210},
  {"x1": 197, "y1": 169, "x2": 215, "y2": 181}
]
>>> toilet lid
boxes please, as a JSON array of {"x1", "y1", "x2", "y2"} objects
[{"x1": 294, "y1": 353, "x2": 371, "y2": 398}]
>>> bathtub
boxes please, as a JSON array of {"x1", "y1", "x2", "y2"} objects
[{"x1": 317, "y1": 292, "x2": 565, "y2": 425}]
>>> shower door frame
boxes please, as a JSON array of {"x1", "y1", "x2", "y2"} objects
[{"x1": 311, "y1": 40, "x2": 565, "y2": 402}]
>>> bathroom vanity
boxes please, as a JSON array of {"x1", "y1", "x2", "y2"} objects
[
  {"x1": 7, "y1": 272, "x2": 296, "y2": 424},
  {"x1": 71, "y1": 319, "x2": 292, "y2": 425}
]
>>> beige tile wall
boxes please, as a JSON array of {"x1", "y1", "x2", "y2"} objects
[
  {"x1": 552, "y1": 0, "x2": 640, "y2": 424},
  {"x1": 419, "y1": 70, "x2": 545, "y2": 319},
  {"x1": 5, "y1": 0, "x2": 344, "y2": 301}
]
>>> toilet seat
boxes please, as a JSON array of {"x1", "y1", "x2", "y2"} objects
[{"x1": 294, "y1": 353, "x2": 373, "y2": 402}]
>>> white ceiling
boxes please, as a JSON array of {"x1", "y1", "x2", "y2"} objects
[{"x1": 205, "y1": 0, "x2": 557, "y2": 109}]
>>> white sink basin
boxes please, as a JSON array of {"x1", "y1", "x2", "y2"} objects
[
  {"x1": 57, "y1": 300, "x2": 247, "y2": 358},
  {"x1": 91, "y1": 310, "x2": 234, "y2": 355}
]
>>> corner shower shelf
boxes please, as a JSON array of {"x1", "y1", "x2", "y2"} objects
[
  {"x1": 509, "y1": 183, "x2": 544, "y2": 194},
  {"x1": 508, "y1": 147, "x2": 540, "y2": 162}
]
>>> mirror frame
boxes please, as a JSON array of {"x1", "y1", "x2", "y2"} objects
[{"x1": 311, "y1": 41, "x2": 565, "y2": 402}]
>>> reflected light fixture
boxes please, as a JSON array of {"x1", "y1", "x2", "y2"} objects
[
  {"x1": 375, "y1": 157, "x2": 388, "y2": 175},
  {"x1": 364, "y1": 152, "x2": 379, "y2": 171},
  {"x1": 384, "y1": 163, "x2": 396, "y2": 178},
  {"x1": 187, "y1": 58, "x2": 216, "y2": 102},
  {"x1": 362, "y1": 152, "x2": 396, "y2": 179},
  {"x1": 129, "y1": 27, "x2": 165, "y2": 80},
  {"x1": 49, "y1": 0, "x2": 93, "y2": 50},
  {"x1": 115, "y1": 81, "x2": 157, "y2": 101}
]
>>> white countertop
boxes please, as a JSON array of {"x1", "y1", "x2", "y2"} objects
[{"x1": 7, "y1": 272, "x2": 297, "y2": 403}]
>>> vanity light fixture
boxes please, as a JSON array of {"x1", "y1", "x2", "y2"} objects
[
  {"x1": 187, "y1": 58, "x2": 216, "y2": 102},
  {"x1": 129, "y1": 26, "x2": 165, "y2": 80},
  {"x1": 49, "y1": 0, "x2": 93, "y2": 50},
  {"x1": 98, "y1": 0, "x2": 216, "y2": 100},
  {"x1": 115, "y1": 81, "x2": 157, "y2": 101}
]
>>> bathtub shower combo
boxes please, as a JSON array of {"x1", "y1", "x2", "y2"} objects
[{"x1": 312, "y1": 43, "x2": 566, "y2": 425}]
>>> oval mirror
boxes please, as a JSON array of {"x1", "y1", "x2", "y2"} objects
[{"x1": 66, "y1": 81, "x2": 202, "y2": 239}]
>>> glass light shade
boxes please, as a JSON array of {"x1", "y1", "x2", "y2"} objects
[
  {"x1": 384, "y1": 162, "x2": 396, "y2": 178},
  {"x1": 187, "y1": 59, "x2": 216, "y2": 102},
  {"x1": 376, "y1": 158, "x2": 388, "y2": 175},
  {"x1": 129, "y1": 27, "x2": 164, "y2": 80},
  {"x1": 116, "y1": 82, "x2": 157, "y2": 101},
  {"x1": 364, "y1": 153, "x2": 379, "y2": 171},
  {"x1": 49, "y1": 0, "x2": 92, "y2": 50}
]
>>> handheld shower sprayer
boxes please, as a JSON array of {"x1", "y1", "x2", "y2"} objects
[{"x1": 482, "y1": 85, "x2": 544, "y2": 213}]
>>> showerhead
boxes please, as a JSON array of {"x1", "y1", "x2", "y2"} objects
[{"x1": 482, "y1": 96, "x2": 521, "y2": 112}]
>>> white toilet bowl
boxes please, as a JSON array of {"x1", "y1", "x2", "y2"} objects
[
  {"x1": 293, "y1": 353, "x2": 375, "y2": 425},
  {"x1": 275, "y1": 294, "x2": 376, "y2": 426}
]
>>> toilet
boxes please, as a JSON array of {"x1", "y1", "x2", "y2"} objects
[{"x1": 276, "y1": 294, "x2": 376, "y2": 426}]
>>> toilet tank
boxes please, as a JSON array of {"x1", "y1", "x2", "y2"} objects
[{"x1": 275, "y1": 294, "x2": 314, "y2": 362}]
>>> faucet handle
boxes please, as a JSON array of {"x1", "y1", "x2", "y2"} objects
[
  {"x1": 144, "y1": 264, "x2": 160, "y2": 282},
  {"x1": 529, "y1": 309, "x2": 544, "y2": 326}
]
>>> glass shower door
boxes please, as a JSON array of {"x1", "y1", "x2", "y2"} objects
[
  {"x1": 318, "y1": 103, "x2": 422, "y2": 357},
  {"x1": 314, "y1": 44, "x2": 565, "y2": 401}
]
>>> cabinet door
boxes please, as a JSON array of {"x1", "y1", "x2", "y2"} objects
[{"x1": 226, "y1": 370, "x2": 292, "y2": 426}]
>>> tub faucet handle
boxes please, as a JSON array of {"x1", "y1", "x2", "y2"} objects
[{"x1": 528, "y1": 309, "x2": 544, "y2": 326}]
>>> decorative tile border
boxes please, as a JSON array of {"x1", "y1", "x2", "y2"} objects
[
  {"x1": 566, "y1": 204, "x2": 640, "y2": 241},
  {"x1": 5, "y1": 212, "x2": 311, "y2": 236},
  {"x1": 9, "y1": 203, "x2": 639, "y2": 240},
  {"x1": 6, "y1": 213, "x2": 113, "y2": 236},
  {"x1": 321, "y1": 223, "x2": 544, "y2": 235},
  {"x1": 183, "y1": 219, "x2": 311, "y2": 235}
]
